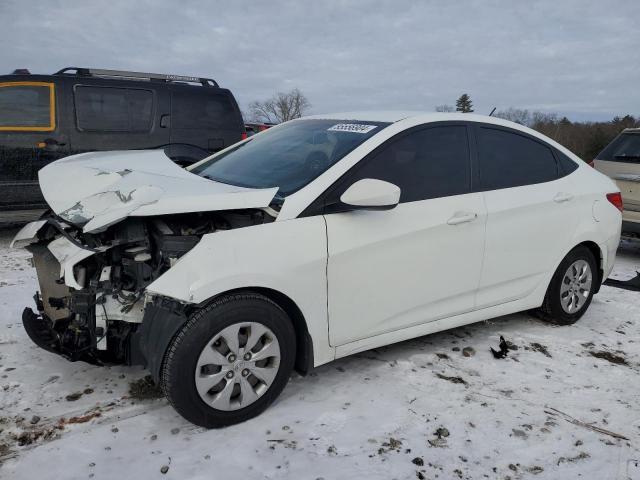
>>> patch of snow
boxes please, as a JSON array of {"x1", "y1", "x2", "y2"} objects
[{"x1": 1, "y1": 230, "x2": 639, "y2": 479}]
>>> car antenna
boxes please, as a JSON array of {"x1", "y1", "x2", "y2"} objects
[{"x1": 489, "y1": 107, "x2": 496, "y2": 116}]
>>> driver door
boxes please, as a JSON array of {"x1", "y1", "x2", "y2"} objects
[{"x1": 323, "y1": 124, "x2": 487, "y2": 346}]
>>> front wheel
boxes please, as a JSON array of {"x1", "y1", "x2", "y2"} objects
[
  {"x1": 536, "y1": 246, "x2": 598, "y2": 325},
  {"x1": 160, "y1": 293, "x2": 296, "y2": 428}
]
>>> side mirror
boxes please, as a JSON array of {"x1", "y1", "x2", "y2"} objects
[{"x1": 339, "y1": 178, "x2": 401, "y2": 211}]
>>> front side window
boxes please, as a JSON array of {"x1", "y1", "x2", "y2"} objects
[
  {"x1": 478, "y1": 127, "x2": 559, "y2": 190},
  {"x1": 597, "y1": 133, "x2": 640, "y2": 163},
  {"x1": 191, "y1": 119, "x2": 390, "y2": 198},
  {"x1": 74, "y1": 86, "x2": 153, "y2": 132},
  {"x1": 0, "y1": 82, "x2": 55, "y2": 131},
  {"x1": 335, "y1": 125, "x2": 471, "y2": 203}
]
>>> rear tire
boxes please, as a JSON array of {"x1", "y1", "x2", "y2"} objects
[
  {"x1": 536, "y1": 246, "x2": 598, "y2": 325},
  {"x1": 160, "y1": 292, "x2": 296, "y2": 428}
]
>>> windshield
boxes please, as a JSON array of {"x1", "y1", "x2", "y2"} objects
[
  {"x1": 598, "y1": 132, "x2": 640, "y2": 162},
  {"x1": 191, "y1": 119, "x2": 390, "y2": 197}
]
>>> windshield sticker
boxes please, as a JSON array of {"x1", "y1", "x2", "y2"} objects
[{"x1": 327, "y1": 123, "x2": 378, "y2": 134}]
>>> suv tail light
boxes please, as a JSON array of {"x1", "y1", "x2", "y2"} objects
[
  {"x1": 240, "y1": 132, "x2": 248, "y2": 140},
  {"x1": 606, "y1": 192, "x2": 623, "y2": 212},
  {"x1": 587, "y1": 159, "x2": 595, "y2": 168}
]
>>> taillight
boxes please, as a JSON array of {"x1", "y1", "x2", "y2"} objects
[
  {"x1": 606, "y1": 192, "x2": 623, "y2": 212},
  {"x1": 587, "y1": 159, "x2": 595, "y2": 168},
  {"x1": 241, "y1": 132, "x2": 248, "y2": 140}
]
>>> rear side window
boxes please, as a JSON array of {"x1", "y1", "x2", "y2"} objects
[
  {"x1": 597, "y1": 133, "x2": 640, "y2": 163},
  {"x1": 74, "y1": 86, "x2": 153, "y2": 132},
  {"x1": 341, "y1": 125, "x2": 471, "y2": 203},
  {"x1": 0, "y1": 82, "x2": 55, "y2": 131},
  {"x1": 172, "y1": 91, "x2": 238, "y2": 129},
  {"x1": 478, "y1": 127, "x2": 558, "y2": 190},
  {"x1": 555, "y1": 150, "x2": 579, "y2": 175}
]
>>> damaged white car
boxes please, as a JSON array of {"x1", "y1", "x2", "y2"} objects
[{"x1": 13, "y1": 112, "x2": 622, "y2": 428}]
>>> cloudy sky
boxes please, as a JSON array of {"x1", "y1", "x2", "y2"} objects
[{"x1": 1, "y1": 0, "x2": 638, "y2": 121}]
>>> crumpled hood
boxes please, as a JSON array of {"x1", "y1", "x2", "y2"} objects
[{"x1": 38, "y1": 150, "x2": 279, "y2": 233}]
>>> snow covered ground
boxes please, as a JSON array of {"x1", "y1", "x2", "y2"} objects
[{"x1": 0, "y1": 227, "x2": 639, "y2": 480}]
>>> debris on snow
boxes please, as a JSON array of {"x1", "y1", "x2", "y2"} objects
[
  {"x1": 588, "y1": 350, "x2": 629, "y2": 366},
  {"x1": 128, "y1": 375, "x2": 163, "y2": 400},
  {"x1": 530, "y1": 342, "x2": 552, "y2": 358},
  {"x1": 490, "y1": 336, "x2": 510, "y2": 359},
  {"x1": 435, "y1": 373, "x2": 468, "y2": 386}
]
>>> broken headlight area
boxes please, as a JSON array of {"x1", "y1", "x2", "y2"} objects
[{"x1": 19, "y1": 209, "x2": 273, "y2": 365}]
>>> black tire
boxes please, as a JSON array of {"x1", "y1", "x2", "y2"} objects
[
  {"x1": 160, "y1": 292, "x2": 296, "y2": 428},
  {"x1": 536, "y1": 246, "x2": 598, "y2": 325}
]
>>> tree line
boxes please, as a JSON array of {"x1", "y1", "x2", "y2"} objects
[
  {"x1": 248, "y1": 90, "x2": 637, "y2": 161},
  {"x1": 493, "y1": 108, "x2": 638, "y2": 161},
  {"x1": 440, "y1": 94, "x2": 638, "y2": 161}
]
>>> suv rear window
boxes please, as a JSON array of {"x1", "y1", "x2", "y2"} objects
[
  {"x1": 74, "y1": 86, "x2": 153, "y2": 132},
  {"x1": 597, "y1": 133, "x2": 640, "y2": 163},
  {"x1": 172, "y1": 91, "x2": 238, "y2": 129},
  {"x1": 0, "y1": 82, "x2": 55, "y2": 131}
]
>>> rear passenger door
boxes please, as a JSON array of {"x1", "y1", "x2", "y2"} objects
[
  {"x1": 169, "y1": 85, "x2": 243, "y2": 159},
  {"x1": 474, "y1": 125, "x2": 580, "y2": 308},
  {"x1": 69, "y1": 84, "x2": 168, "y2": 154},
  {"x1": 325, "y1": 123, "x2": 487, "y2": 346}
]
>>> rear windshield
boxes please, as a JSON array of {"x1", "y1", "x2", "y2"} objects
[
  {"x1": 0, "y1": 83, "x2": 53, "y2": 130},
  {"x1": 191, "y1": 119, "x2": 390, "y2": 198},
  {"x1": 597, "y1": 133, "x2": 640, "y2": 162}
]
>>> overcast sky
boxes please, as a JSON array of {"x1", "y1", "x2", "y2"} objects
[{"x1": 1, "y1": 0, "x2": 638, "y2": 121}]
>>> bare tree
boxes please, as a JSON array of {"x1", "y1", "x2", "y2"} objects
[
  {"x1": 495, "y1": 107, "x2": 531, "y2": 126},
  {"x1": 435, "y1": 104, "x2": 455, "y2": 112},
  {"x1": 249, "y1": 88, "x2": 311, "y2": 124}
]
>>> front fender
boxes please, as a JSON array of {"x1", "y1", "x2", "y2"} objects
[{"x1": 146, "y1": 216, "x2": 334, "y2": 367}]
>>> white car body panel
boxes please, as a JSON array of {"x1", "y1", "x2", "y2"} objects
[
  {"x1": 10, "y1": 219, "x2": 47, "y2": 248},
  {"x1": 476, "y1": 175, "x2": 580, "y2": 308},
  {"x1": 326, "y1": 192, "x2": 486, "y2": 346},
  {"x1": 38, "y1": 150, "x2": 278, "y2": 233},
  {"x1": 145, "y1": 216, "x2": 335, "y2": 366}
]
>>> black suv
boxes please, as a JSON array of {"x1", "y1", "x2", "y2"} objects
[{"x1": 0, "y1": 67, "x2": 245, "y2": 220}]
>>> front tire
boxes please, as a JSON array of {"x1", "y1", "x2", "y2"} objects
[
  {"x1": 160, "y1": 292, "x2": 296, "y2": 428},
  {"x1": 537, "y1": 246, "x2": 598, "y2": 325}
]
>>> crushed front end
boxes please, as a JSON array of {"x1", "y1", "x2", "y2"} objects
[{"x1": 14, "y1": 210, "x2": 272, "y2": 368}]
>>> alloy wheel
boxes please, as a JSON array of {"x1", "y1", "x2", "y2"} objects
[
  {"x1": 559, "y1": 259, "x2": 593, "y2": 314},
  {"x1": 194, "y1": 322, "x2": 281, "y2": 411}
]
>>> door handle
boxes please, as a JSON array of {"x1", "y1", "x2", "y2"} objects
[
  {"x1": 447, "y1": 212, "x2": 478, "y2": 225},
  {"x1": 553, "y1": 192, "x2": 574, "y2": 203}
]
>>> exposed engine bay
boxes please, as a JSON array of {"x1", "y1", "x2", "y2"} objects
[{"x1": 19, "y1": 209, "x2": 274, "y2": 366}]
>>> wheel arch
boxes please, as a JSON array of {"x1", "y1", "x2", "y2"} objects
[
  {"x1": 570, "y1": 240, "x2": 604, "y2": 293},
  {"x1": 199, "y1": 287, "x2": 315, "y2": 376}
]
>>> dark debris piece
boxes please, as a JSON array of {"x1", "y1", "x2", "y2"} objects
[{"x1": 490, "y1": 336, "x2": 511, "y2": 359}]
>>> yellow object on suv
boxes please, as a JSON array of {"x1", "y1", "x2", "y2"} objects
[{"x1": 594, "y1": 128, "x2": 640, "y2": 236}]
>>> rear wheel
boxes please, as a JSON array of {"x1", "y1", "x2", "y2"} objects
[
  {"x1": 160, "y1": 292, "x2": 296, "y2": 428},
  {"x1": 537, "y1": 246, "x2": 598, "y2": 325}
]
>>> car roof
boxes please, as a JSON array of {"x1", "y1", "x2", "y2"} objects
[
  {"x1": 302, "y1": 111, "x2": 528, "y2": 127},
  {"x1": 299, "y1": 111, "x2": 585, "y2": 163}
]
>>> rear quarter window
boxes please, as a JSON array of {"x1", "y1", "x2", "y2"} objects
[
  {"x1": 0, "y1": 82, "x2": 55, "y2": 131},
  {"x1": 477, "y1": 126, "x2": 559, "y2": 190},
  {"x1": 597, "y1": 133, "x2": 640, "y2": 163},
  {"x1": 172, "y1": 91, "x2": 239, "y2": 129}
]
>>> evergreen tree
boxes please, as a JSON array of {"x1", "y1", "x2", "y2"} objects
[{"x1": 455, "y1": 94, "x2": 474, "y2": 113}]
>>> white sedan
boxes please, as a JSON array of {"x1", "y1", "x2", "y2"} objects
[{"x1": 12, "y1": 112, "x2": 622, "y2": 427}]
